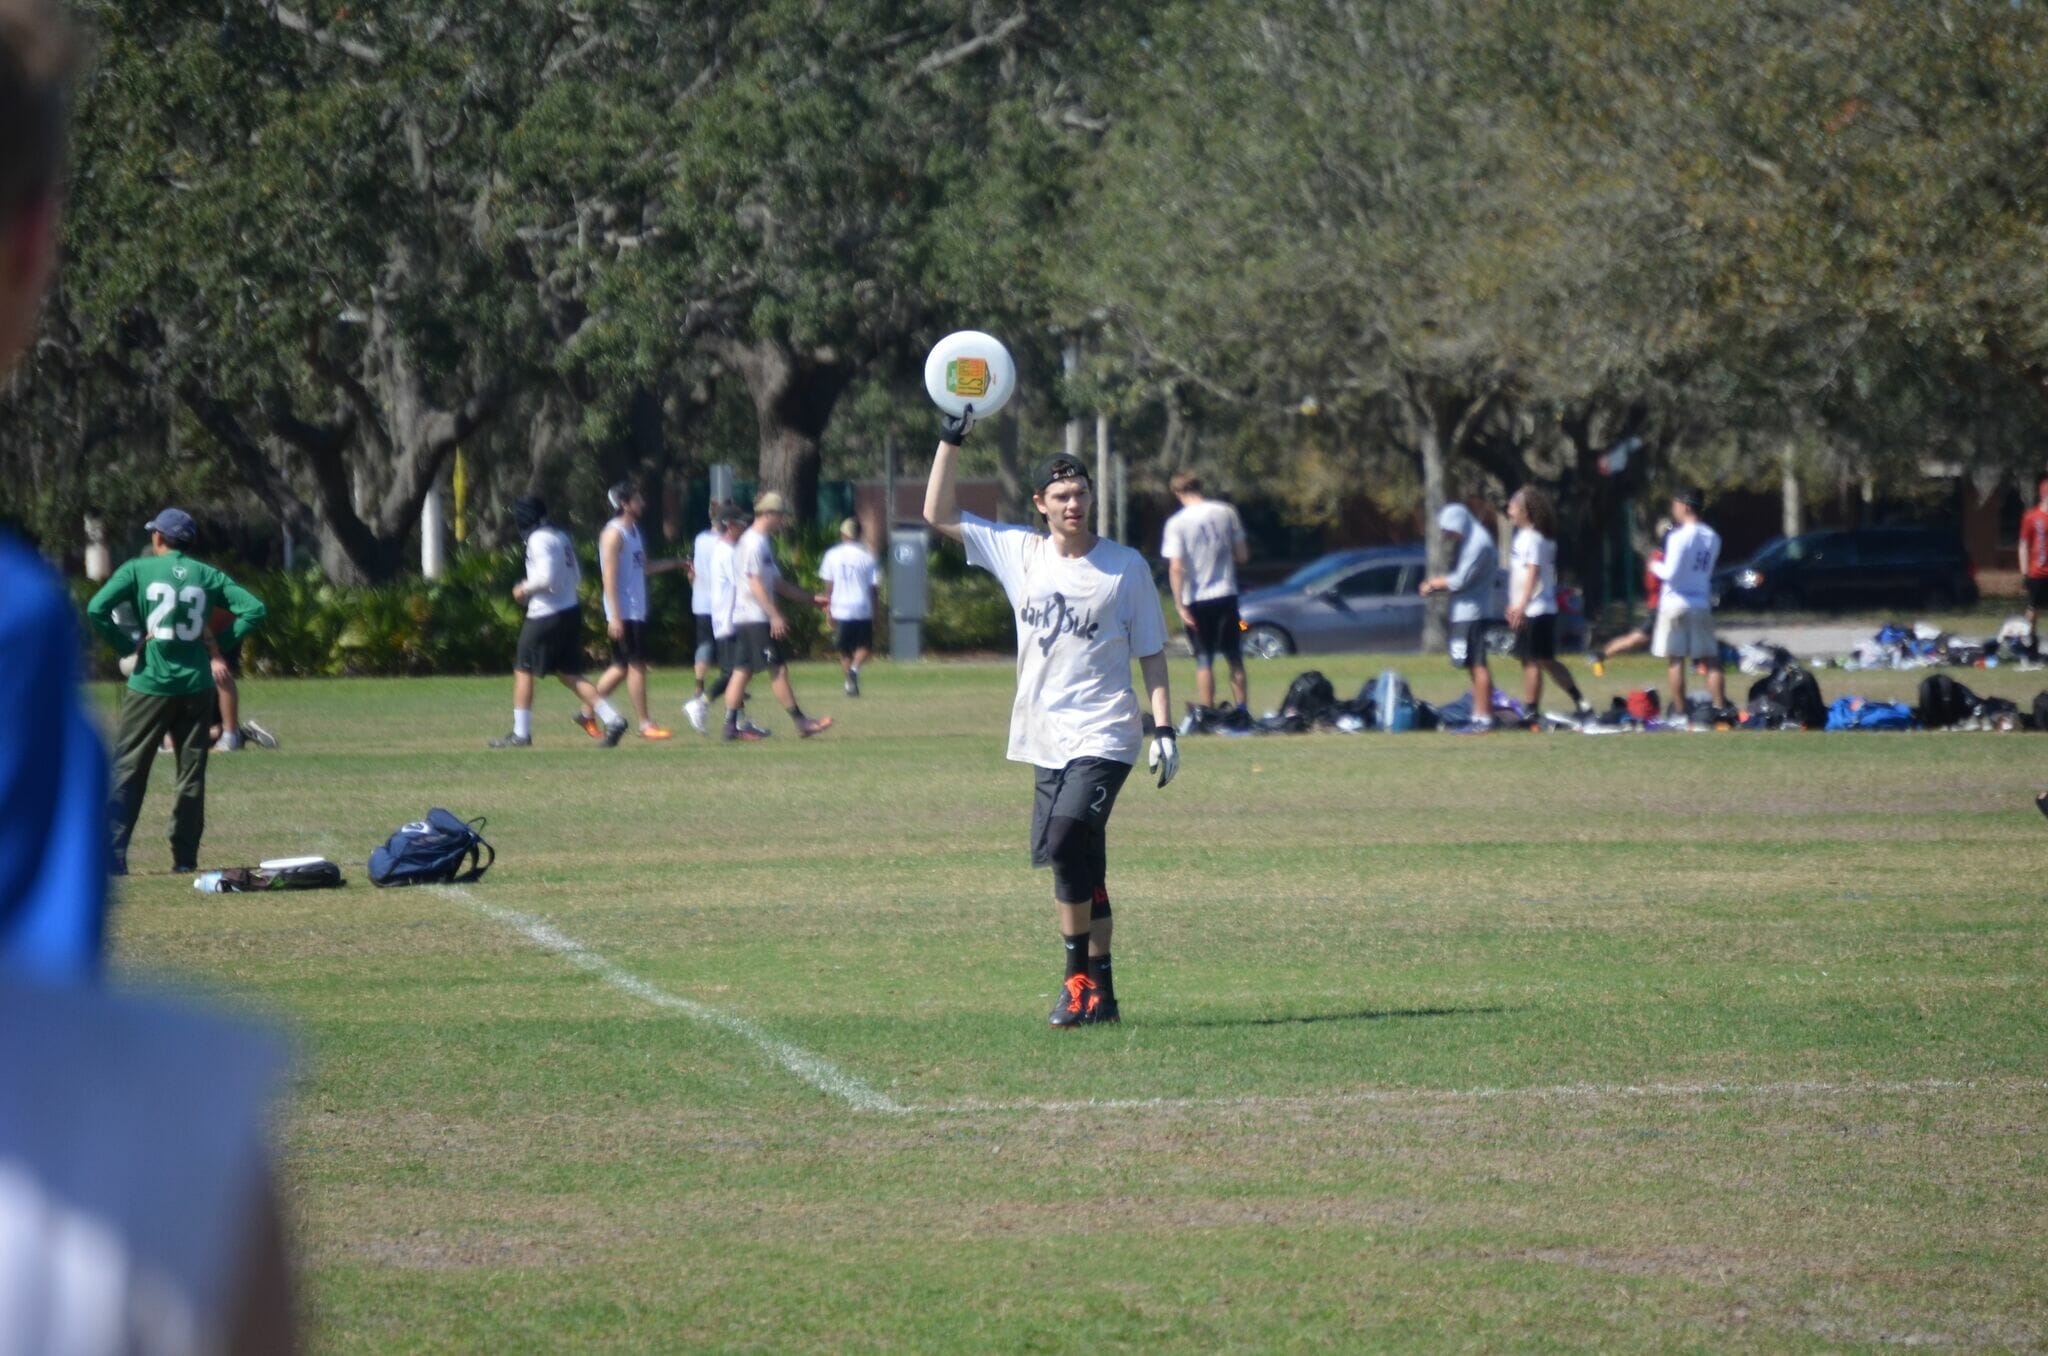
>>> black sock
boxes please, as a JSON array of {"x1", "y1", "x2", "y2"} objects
[
  {"x1": 723, "y1": 707, "x2": 738, "y2": 729},
  {"x1": 786, "y1": 704, "x2": 805, "y2": 721},
  {"x1": 1562, "y1": 678, "x2": 1585, "y2": 704},
  {"x1": 1093, "y1": 952, "x2": 1115, "y2": 1001},
  {"x1": 1062, "y1": 933, "x2": 1090, "y2": 979}
]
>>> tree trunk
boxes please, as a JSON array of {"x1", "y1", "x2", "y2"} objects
[
  {"x1": 995, "y1": 408, "x2": 1029, "y2": 523},
  {"x1": 721, "y1": 338, "x2": 854, "y2": 524},
  {"x1": 1418, "y1": 417, "x2": 1448, "y2": 653}
]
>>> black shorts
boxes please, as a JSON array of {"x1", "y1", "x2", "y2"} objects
[
  {"x1": 515, "y1": 608, "x2": 588, "y2": 677},
  {"x1": 608, "y1": 619, "x2": 650, "y2": 667},
  {"x1": 730, "y1": 622, "x2": 785, "y2": 673},
  {"x1": 1447, "y1": 619, "x2": 1497, "y2": 671},
  {"x1": 1184, "y1": 596, "x2": 1243, "y2": 666},
  {"x1": 1029, "y1": 757, "x2": 1132, "y2": 868},
  {"x1": 2029, "y1": 578, "x2": 2048, "y2": 610},
  {"x1": 1512, "y1": 613, "x2": 1558, "y2": 662},
  {"x1": 694, "y1": 613, "x2": 718, "y2": 664},
  {"x1": 834, "y1": 618, "x2": 874, "y2": 656}
]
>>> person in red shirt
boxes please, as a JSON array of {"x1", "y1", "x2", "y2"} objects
[
  {"x1": 1590, "y1": 519, "x2": 1671, "y2": 677},
  {"x1": 2019, "y1": 478, "x2": 2048, "y2": 649}
]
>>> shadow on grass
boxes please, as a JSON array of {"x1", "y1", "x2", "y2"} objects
[{"x1": 1168, "y1": 1005, "x2": 1514, "y2": 1030}]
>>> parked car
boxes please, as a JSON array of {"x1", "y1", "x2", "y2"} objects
[
  {"x1": 1710, "y1": 528, "x2": 1978, "y2": 611},
  {"x1": 1234, "y1": 544, "x2": 1587, "y2": 657}
]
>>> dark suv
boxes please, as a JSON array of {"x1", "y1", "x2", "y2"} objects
[{"x1": 1712, "y1": 528, "x2": 1978, "y2": 611}]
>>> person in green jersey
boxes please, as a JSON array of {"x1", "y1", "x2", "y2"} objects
[{"x1": 85, "y1": 509, "x2": 267, "y2": 875}]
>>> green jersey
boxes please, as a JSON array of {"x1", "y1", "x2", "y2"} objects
[{"x1": 86, "y1": 551, "x2": 267, "y2": 697}]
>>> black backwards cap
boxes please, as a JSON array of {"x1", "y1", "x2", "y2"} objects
[
  {"x1": 513, "y1": 496, "x2": 548, "y2": 534},
  {"x1": 1030, "y1": 453, "x2": 1092, "y2": 496}
]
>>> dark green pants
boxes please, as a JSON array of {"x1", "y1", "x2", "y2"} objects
[{"x1": 109, "y1": 688, "x2": 215, "y2": 870}]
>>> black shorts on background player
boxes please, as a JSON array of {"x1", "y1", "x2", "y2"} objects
[
  {"x1": 833, "y1": 618, "x2": 873, "y2": 656},
  {"x1": 2029, "y1": 577, "x2": 2048, "y2": 609},
  {"x1": 1447, "y1": 619, "x2": 1498, "y2": 671},
  {"x1": 1512, "y1": 614, "x2": 1558, "y2": 662},
  {"x1": 1183, "y1": 596, "x2": 1242, "y2": 664},
  {"x1": 731, "y1": 621, "x2": 784, "y2": 673},
  {"x1": 609, "y1": 619, "x2": 650, "y2": 667},
  {"x1": 694, "y1": 612, "x2": 718, "y2": 663},
  {"x1": 516, "y1": 608, "x2": 587, "y2": 677}
]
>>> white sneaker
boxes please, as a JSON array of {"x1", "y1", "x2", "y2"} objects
[{"x1": 683, "y1": 694, "x2": 710, "y2": 735}]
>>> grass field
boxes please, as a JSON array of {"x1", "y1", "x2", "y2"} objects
[{"x1": 97, "y1": 652, "x2": 2048, "y2": 1353}]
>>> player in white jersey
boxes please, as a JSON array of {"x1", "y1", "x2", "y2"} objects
[
  {"x1": 1504, "y1": 486, "x2": 1592, "y2": 722},
  {"x1": 683, "y1": 501, "x2": 730, "y2": 733},
  {"x1": 722, "y1": 492, "x2": 834, "y2": 741},
  {"x1": 1160, "y1": 470, "x2": 1250, "y2": 713},
  {"x1": 489, "y1": 496, "x2": 628, "y2": 748},
  {"x1": 577, "y1": 481, "x2": 686, "y2": 741},
  {"x1": 1650, "y1": 486, "x2": 1728, "y2": 720},
  {"x1": 817, "y1": 518, "x2": 880, "y2": 697},
  {"x1": 925, "y1": 406, "x2": 1176, "y2": 1028}
]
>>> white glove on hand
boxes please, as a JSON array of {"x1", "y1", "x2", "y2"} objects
[{"x1": 1148, "y1": 729, "x2": 1179, "y2": 788}]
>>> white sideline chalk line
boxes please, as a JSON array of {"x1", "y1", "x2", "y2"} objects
[
  {"x1": 438, "y1": 889, "x2": 2048, "y2": 1119},
  {"x1": 438, "y1": 887, "x2": 905, "y2": 1115}
]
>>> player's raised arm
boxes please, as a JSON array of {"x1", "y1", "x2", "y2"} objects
[{"x1": 922, "y1": 405, "x2": 975, "y2": 543}]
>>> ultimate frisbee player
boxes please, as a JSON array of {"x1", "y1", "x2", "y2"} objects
[{"x1": 924, "y1": 406, "x2": 1177, "y2": 1027}]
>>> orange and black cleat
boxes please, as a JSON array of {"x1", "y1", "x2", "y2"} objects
[{"x1": 1049, "y1": 973, "x2": 1100, "y2": 1028}]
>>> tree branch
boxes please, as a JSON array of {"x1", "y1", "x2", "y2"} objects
[
  {"x1": 255, "y1": 0, "x2": 385, "y2": 65},
  {"x1": 900, "y1": 12, "x2": 1027, "y2": 88}
]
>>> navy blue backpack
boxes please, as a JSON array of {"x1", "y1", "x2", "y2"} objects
[{"x1": 368, "y1": 809, "x2": 494, "y2": 887}]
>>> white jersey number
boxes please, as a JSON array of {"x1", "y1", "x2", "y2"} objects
[{"x1": 144, "y1": 582, "x2": 208, "y2": 642}]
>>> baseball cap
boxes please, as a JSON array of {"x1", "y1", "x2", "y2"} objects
[
  {"x1": 754, "y1": 492, "x2": 789, "y2": 515},
  {"x1": 1675, "y1": 486, "x2": 1705, "y2": 512},
  {"x1": 144, "y1": 508, "x2": 197, "y2": 544},
  {"x1": 1030, "y1": 453, "x2": 1092, "y2": 496},
  {"x1": 839, "y1": 517, "x2": 858, "y2": 540}
]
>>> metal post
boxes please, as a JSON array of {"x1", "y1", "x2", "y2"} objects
[
  {"x1": 1095, "y1": 415, "x2": 1111, "y2": 537},
  {"x1": 1063, "y1": 341, "x2": 1083, "y2": 461},
  {"x1": 421, "y1": 482, "x2": 445, "y2": 579},
  {"x1": 883, "y1": 429, "x2": 897, "y2": 531},
  {"x1": 710, "y1": 463, "x2": 735, "y2": 509},
  {"x1": 1114, "y1": 450, "x2": 1128, "y2": 545}
]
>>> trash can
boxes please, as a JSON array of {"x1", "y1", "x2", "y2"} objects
[{"x1": 888, "y1": 529, "x2": 929, "y2": 661}]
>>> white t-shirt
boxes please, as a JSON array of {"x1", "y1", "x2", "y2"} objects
[
  {"x1": 730, "y1": 528, "x2": 779, "y2": 627},
  {"x1": 959, "y1": 512, "x2": 1167, "y2": 769},
  {"x1": 522, "y1": 526, "x2": 581, "y2": 619},
  {"x1": 819, "y1": 542, "x2": 879, "y2": 621},
  {"x1": 602, "y1": 517, "x2": 648, "y2": 623},
  {"x1": 1159, "y1": 499, "x2": 1247, "y2": 603},
  {"x1": 689, "y1": 529, "x2": 722, "y2": 616},
  {"x1": 1654, "y1": 521, "x2": 1721, "y2": 612},
  {"x1": 1509, "y1": 527, "x2": 1557, "y2": 618},
  {"x1": 705, "y1": 536, "x2": 739, "y2": 639}
]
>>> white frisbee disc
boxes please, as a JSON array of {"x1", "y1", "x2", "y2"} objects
[
  {"x1": 259, "y1": 856, "x2": 330, "y2": 871},
  {"x1": 924, "y1": 330, "x2": 1016, "y2": 418}
]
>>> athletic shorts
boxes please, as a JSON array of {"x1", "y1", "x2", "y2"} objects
[
  {"x1": 730, "y1": 621, "x2": 785, "y2": 673},
  {"x1": 515, "y1": 607, "x2": 588, "y2": 677},
  {"x1": 694, "y1": 612, "x2": 718, "y2": 665},
  {"x1": 1512, "y1": 613, "x2": 1558, "y2": 662},
  {"x1": 1651, "y1": 603, "x2": 1717, "y2": 660},
  {"x1": 833, "y1": 617, "x2": 874, "y2": 656},
  {"x1": 1447, "y1": 619, "x2": 1496, "y2": 671},
  {"x1": 608, "y1": 619, "x2": 650, "y2": 667},
  {"x1": 1029, "y1": 757, "x2": 1133, "y2": 868},
  {"x1": 2028, "y1": 577, "x2": 2048, "y2": 610},
  {"x1": 1184, "y1": 596, "x2": 1243, "y2": 667}
]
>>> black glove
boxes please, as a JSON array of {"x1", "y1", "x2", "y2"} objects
[{"x1": 939, "y1": 404, "x2": 976, "y2": 446}]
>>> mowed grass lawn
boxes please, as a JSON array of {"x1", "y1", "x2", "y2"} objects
[{"x1": 96, "y1": 654, "x2": 2048, "y2": 1353}]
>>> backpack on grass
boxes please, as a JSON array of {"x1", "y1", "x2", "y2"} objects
[
  {"x1": 196, "y1": 857, "x2": 345, "y2": 892},
  {"x1": 369, "y1": 809, "x2": 494, "y2": 888}
]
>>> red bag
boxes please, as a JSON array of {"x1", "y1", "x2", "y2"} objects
[{"x1": 1625, "y1": 688, "x2": 1661, "y2": 721}]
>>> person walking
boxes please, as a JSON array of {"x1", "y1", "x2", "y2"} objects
[
  {"x1": 925, "y1": 406, "x2": 1177, "y2": 1028},
  {"x1": 490, "y1": 496, "x2": 627, "y2": 749},
  {"x1": 1160, "y1": 471, "x2": 1251, "y2": 715},
  {"x1": 1589, "y1": 519, "x2": 1671, "y2": 677},
  {"x1": 683, "y1": 501, "x2": 728, "y2": 734},
  {"x1": 2019, "y1": 478, "x2": 2048, "y2": 652},
  {"x1": 818, "y1": 518, "x2": 880, "y2": 697},
  {"x1": 578, "y1": 480, "x2": 684, "y2": 741},
  {"x1": 1504, "y1": 486, "x2": 1593, "y2": 721},
  {"x1": 86, "y1": 510, "x2": 268, "y2": 874},
  {"x1": 1651, "y1": 487, "x2": 1727, "y2": 722},
  {"x1": 1418, "y1": 504, "x2": 1502, "y2": 730},
  {"x1": 722, "y1": 493, "x2": 833, "y2": 741}
]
